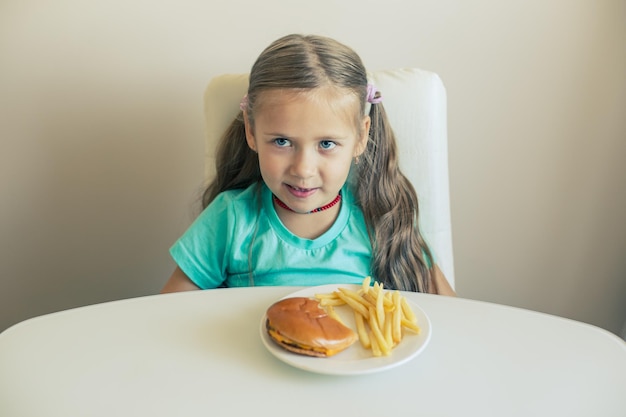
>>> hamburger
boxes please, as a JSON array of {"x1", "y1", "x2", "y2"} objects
[{"x1": 265, "y1": 297, "x2": 357, "y2": 357}]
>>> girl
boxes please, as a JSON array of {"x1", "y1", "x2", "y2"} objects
[{"x1": 162, "y1": 34, "x2": 455, "y2": 296}]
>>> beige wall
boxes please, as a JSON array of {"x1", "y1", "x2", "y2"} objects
[{"x1": 1, "y1": 0, "x2": 625, "y2": 335}]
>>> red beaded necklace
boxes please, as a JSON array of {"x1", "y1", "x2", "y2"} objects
[{"x1": 273, "y1": 192, "x2": 342, "y2": 214}]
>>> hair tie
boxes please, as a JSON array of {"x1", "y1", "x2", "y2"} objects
[
  {"x1": 239, "y1": 94, "x2": 248, "y2": 111},
  {"x1": 366, "y1": 83, "x2": 383, "y2": 104}
]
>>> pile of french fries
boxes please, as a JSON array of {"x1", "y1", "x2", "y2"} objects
[{"x1": 314, "y1": 277, "x2": 420, "y2": 357}]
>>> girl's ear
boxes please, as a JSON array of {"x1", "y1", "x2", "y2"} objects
[
  {"x1": 243, "y1": 111, "x2": 257, "y2": 152},
  {"x1": 354, "y1": 115, "x2": 371, "y2": 157}
]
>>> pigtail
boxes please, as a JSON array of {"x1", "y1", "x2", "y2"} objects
[
  {"x1": 356, "y1": 101, "x2": 432, "y2": 293},
  {"x1": 202, "y1": 113, "x2": 261, "y2": 209}
]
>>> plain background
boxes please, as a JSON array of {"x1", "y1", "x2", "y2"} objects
[{"x1": 1, "y1": 0, "x2": 625, "y2": 337}]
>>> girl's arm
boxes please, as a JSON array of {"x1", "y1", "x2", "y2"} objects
[
  {"x1": 161, "y1": 266, "x2": 201, "y2": 293},
  {"x1": 430, "y1": 264, "x2": 456, "y2": 296}
]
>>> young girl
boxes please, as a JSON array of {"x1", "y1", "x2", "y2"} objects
[{"x1": 162, "y1": 34, "x2": 455, "y2": 296}]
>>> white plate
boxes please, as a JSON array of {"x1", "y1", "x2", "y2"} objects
[{"x1": 259, "y1": 284, "x2": 432, "y2": 375}]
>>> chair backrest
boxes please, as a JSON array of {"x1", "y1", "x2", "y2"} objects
[{"x1": 203, "y1": 68, "x2": 455, "y2": 288}]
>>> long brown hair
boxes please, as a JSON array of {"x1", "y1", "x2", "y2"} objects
[{"x1": 203, "y1": 34, "x2": 431, "y2": 292}]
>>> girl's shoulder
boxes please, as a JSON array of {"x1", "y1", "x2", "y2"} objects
[
  {"x1": 199, "y1": 183, "x2": 262, "y2": 222},
  {"x1": 212, "y1": 183, "x2": 262, "y2": 206}
]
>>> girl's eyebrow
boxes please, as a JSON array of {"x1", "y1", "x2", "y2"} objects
[
  {"x1": 263, "y1": 131, "x2": 291, "y2": 137},
  {"x1": 263, "y1": 131, "x2": 348, "y2": 141}
]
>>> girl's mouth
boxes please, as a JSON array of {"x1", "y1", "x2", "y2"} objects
[{"x1": 285, "y1": 184, "x2": 317, "y2": 198}]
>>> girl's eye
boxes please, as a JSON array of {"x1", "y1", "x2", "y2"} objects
[
  {"x1": 274, "y1": 138, "x2": 291, "y2": 147},
  {"x1": 320, "y1": 140, "x2": 336, "y2": 150}
]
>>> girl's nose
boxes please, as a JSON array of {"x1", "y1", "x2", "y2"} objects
[{"x1": 290, "y1": 149, "x2": 317, "y2": 179}]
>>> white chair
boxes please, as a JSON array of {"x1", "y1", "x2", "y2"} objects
[{"x1": 203, "y1": 68, "x2": 455, "y2": 288}]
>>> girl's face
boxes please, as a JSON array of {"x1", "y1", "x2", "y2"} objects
[{"x1": 244, "y1": 87, "x2": 369, "y2": 214}]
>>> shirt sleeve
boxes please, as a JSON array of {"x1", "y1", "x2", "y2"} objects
[{"x1": 169, "y1": 193, "x2": 234, "y2": 289}]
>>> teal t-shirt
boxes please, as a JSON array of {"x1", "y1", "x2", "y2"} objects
[{"x1": 170, "y1": 183, "x2": 372, "y2": 289}]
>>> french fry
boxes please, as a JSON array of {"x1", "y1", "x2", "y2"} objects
[
  {"x1": 335, "y1": 289, "x2": 370, "y2": 319},
  {"x1": 367, "y1": 286, "x2": 393, "y2": 309},
  {"x1": 368, "y1": 306, "x2": 391, "y2": 356},
  {"x1": 318, "y1": 297, "x2": 346, "y2": 307},
  {"x1": 337, "y1": 288, "x2": 371, "y2": 309},
  {"x1": 401, "y1": 317, "x2": 420, "y2": 333},
  {"x1": 369, "y1": 330, "x2": 382, "y2": 357},
  {"x1": 392, "y1": 291, "x2": 403, "y2": 343},
  {"x1": 384, "y1": 310, "x2": 393, "y2": 348},
  {"x1": 325, "y1": 305, "x2": 344, "y2": 325},
  {"x1": 401, "y1": 297, "x2": 417, "y2": 323},
  {"x1": 362, "y1": 292, "x2": 377, "y2": 308},
  {"x1": 315, "y1": 292, "x2": 340, "y2": 299},
  {"x1": 361, "y1": 276, "x2": 372, "y2": 292},
  {"x1": 384, "y1": 291, "x2": 394, "y2": 310},
  {"x1": 375, "y1": 283, "x2": 385, "y2": 329},
  {"x1": 354, "y1": 310, "x2": 370, "y2": 349}
]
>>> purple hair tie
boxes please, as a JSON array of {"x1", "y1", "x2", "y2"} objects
[
  {"x1": 366, "y1": 83, "x2": 383, "y2": 104},
  {"x1": 239, "y1": 94, "x2": 248, "y2": 111}
]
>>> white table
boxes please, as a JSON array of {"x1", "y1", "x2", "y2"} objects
[{"x1": 1, "y1": 287, "x2": 624, "y2": 416}]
